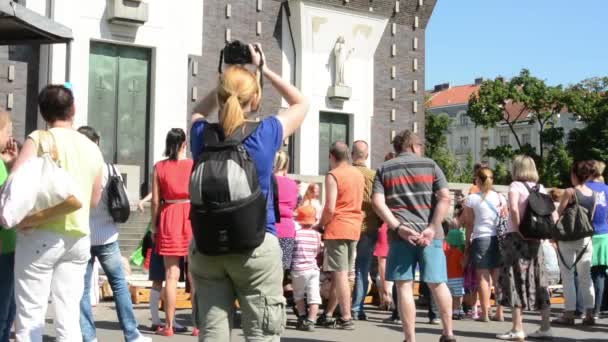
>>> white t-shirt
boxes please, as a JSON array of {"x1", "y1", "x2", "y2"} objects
[{"x1": 464, "y1": 190, "x2": 506, "y2": 240}]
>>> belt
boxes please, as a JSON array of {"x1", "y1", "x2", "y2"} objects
[{"x1": 164, "y1": 199, "x2": 190, "y2": 204}]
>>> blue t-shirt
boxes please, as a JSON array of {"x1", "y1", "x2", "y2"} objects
[
  {"x1": 190, "y1": 117, "x2": 283, "y2": 236},
  {"x1": 586, "y1": 181, "x2": 608, "y2": 235}
]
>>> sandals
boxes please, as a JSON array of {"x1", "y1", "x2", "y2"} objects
[
  {"x1": 439, "y1": 335, "x2": 457, "y2": 342},
  {"x1": 552, "y1": 316, "x2": 575, "y2": 325},
  {"x1": 582, "y1": 316, "x2": 596, "y2": 326}
]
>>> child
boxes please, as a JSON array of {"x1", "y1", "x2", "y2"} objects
[
  {"x1": 292, "y1": 205, "x2": 322, "y2": 331},
  {"x1": 443, "y1": 219, "x2": 466, "y2": 320}
]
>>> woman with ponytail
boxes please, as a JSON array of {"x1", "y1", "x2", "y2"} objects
[
  {"x1": 151, "y1": 128, "x2": 194, "y2": 336},
  {"x1": 462, "y1": 167, "x2": 505, "y2": 322},
  {"x1": 189, "y1": 43, "x2": 308, "y2": 339}
]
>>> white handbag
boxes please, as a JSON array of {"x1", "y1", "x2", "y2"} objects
[{"x1": 0, "y1": 130, "x2": 82, "y2": 228}]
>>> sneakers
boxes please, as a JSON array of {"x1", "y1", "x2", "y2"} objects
[
  {"x1": 527, "y1": 329, "x2": 553, "y2": 340},
  {"x1": 428, "y1": 318, "x2": 441, "y2": 325},
  {"x1": 134, "y1": 336, "x2": 152, "y2": 342},
  {"x1": 496, "y1": 330, "x2": 525, "y2": 341},
  {"x1": 382, "y1": 315, "x2": 402, "y2": 324},
  {"x1": 335, "y1": 317, "x2": 355, "y2": 330}
]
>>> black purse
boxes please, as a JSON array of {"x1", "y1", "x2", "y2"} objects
[{"x1": 553, "y1": 190, "x2": 595, "y2": 242}]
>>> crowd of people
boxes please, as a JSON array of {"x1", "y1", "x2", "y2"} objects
[{"x1": 0, "y1": 42, "x2": 606, "y2": 342}]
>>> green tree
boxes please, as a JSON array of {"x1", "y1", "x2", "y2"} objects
[
  {"x1": 424, "y1": 112, "x2": 459, "y2": 182},
  {"x1": 566, "y1": 77, "x2": 608, "y2": 169},
  {"x1": 458, "y1": 152, "x2": 475, "y2": 184},
  {"x1": 467, "y1": 69, "x2": 571, "y2": 186}
]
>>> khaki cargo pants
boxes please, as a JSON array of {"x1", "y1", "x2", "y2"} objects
[{"x1": 189, "y1": 233, "x2": 286, "y2": 342}]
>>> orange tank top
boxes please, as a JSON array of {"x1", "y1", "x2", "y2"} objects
[{"x1": 324, "y1": 164, "x2": 365, "y2": 241}]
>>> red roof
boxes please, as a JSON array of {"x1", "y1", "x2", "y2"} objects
[
  {"x1": 428, "y1": 84, "x2": 532, "y2": 122},
  {"x1": 427, "y1": 84, "x2": 480, "y2": 108}
]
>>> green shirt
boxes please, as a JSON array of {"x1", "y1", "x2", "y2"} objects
[{"x1": 0, "y1": 161, "x2": 15, "y2": 254}]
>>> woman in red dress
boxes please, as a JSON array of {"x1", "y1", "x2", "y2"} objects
[{"x1": 151, "y1": 128, "x2": 194, "y2": 336}]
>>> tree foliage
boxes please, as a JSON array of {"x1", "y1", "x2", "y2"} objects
[
  {"x1": 425, "y1": 112, "x2": 459, "y2": 182},
  {"x1": 565, "y1": 77, "x2": 608, "y2": 169},
  {"x1": 467, "y1": 69, "x2": 572, "y2": 187}
]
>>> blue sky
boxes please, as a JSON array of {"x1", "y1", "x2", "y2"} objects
[{"x1": 425, "y1": 0, "x2": 608, "y2": 89}]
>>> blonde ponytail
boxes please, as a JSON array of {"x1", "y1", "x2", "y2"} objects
[
  {"x1": 217, "y1": 66, "x2": 260, "y2": 137},
  {"x1": 220, "y1": 94, "x2": 246, "y2": 137},
  {"x1": 476, "y1": 167, "x2": 494, "y2": 194}
]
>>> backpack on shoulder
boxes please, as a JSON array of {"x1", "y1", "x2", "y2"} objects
[
  {"x1": 519, "y1": 183, "x2": 555, "y2": 240},
  {"x1": 107, "y1": 164, "x2": 131, "y2": 223},
  {"x1": 189, "y1": 122, "x2": 267, "y2": 255}
]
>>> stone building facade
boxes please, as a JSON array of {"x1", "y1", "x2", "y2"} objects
[{"x1": 2, "y1": 0, "x2": 436, "y2": 195}]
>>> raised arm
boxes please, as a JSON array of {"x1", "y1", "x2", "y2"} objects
[
  {"x1": 191, "y1": 89, "x2": 218, "y2": 124},
  {"x1": 248, "y1": 44, "x2": 308, "y2": 139}
]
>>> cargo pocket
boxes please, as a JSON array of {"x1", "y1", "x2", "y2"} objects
[{"x1": 262, "y1": 295, "x2": 286, "y2": 335}]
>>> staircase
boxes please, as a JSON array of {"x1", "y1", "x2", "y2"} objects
[{"x1": 118, "y1": 207, "x2": 150, "y2": 261}]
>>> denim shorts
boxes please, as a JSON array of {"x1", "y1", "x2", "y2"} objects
[
  {"x1": 386, "y1": 239, "x2": 447, "y2": 283},
  {"x1": 471, "y1": 236, "x2": 500, "y2": 269}
]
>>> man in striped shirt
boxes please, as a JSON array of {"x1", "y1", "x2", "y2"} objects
[{"x1": 372, "y1": 130, "x2": 456, "y2": 342}]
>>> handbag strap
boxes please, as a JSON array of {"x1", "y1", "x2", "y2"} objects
[
  {"x1": 36, "y1": 130, "x2": 59, "y2": 163},
  {"x1": 557, "y1": 242, "x2": 589, "y2": 271},
  {"x1": 480, "y1": 192, "x2": 503, "y2": 220}
]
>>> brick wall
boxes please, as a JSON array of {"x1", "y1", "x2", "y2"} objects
[
  {"x1": 189, "y1": 0, "x2": 435, "y2": 169},
  {"x1": 371, "y1": 23, "x2": 427, "y2": 168},
  {"x1": 188, "y1": 0, "x2": 284, "y2": 123}
]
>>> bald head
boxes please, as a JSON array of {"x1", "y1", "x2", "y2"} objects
[
  {"x1": 352, "y1": 140, "x2": 369, "y2": 163},
  {"x1": 329, "y1": 141, "x2": 350, "y2": 164}
]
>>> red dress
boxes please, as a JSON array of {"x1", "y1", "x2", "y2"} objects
[{"x1": 155, "y1": 159, "x2": 194, "y2": 256}]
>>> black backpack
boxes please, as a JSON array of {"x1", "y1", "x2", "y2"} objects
[
  {"x1": 519, "y1": 182, "x2": 555, "y2": 240},
  {"x1": 189, "y1": 122, "x2": 267, "y2": 255},
  {"x1": 107, "y1": 164, "x2": 131, "y2": 223}
]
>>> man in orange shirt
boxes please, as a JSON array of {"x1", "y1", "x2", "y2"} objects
[{"x1": 317, "y1": 141, "x2": 365, "y2": 329}]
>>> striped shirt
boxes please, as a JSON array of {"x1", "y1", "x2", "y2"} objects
[
  {"x1": 89, "y1": 165, "x2": 120, "y2": 246},
  {"x1": 292, "y1": 228, "x2": 321, "y2": 274},
  {"x1": 373, "y1": 152, "x2": 448, "y2": 238}
]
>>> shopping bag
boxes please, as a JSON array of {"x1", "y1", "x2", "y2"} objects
[{"x1": 0, "y1": 130, "x2": 82, "y2": 228}]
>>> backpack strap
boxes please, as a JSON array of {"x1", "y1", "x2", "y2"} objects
[
  {"x1": 522, "y1": 182, "x2": 539, "y2": 193},
  {"x1": 272, "y1": 174, "x2": 281, "y2": 223},
  {"x1": 202, "y1": 123, "x2": 224, "y2": 147},
  {"x1": 227, "y1": 121, "x2": 261, "y2": 143}
]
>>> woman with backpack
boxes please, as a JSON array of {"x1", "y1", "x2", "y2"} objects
[
  {"x1": 151, "y1": 128, "x2": 194, "y2": 336},
  {"x1": 496, "y1": 155, "x2": 552, "y2": 341},
  {"x1": 461, "y1": 167, "x2": 505, "y2": 322},
  {"x1": 553, "y1": 160, "x2": 597, "y2": 326},
  {"x1": 587, "y1": 161, "x2": 608, "y2": 321},
  {"x1": 188, "y1": 43, "x2": 308, "y2": 340}
]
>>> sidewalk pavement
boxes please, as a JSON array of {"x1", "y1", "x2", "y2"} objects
[{"x1": 41, "y1": 302, "x2": 607, "y2": 341}]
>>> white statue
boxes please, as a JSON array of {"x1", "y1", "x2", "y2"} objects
[{"x1": 333, "y1": 36, "x2": 353, "y2": 87}]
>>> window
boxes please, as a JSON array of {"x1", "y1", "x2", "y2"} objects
[
  {"x1": 522, "y1": 133, "x2": 531, "y2": 145},
  {"x1": 500, "y1": 135, "x2": 509, "y2": 146},
  {"x1": 460, "y1": 136, "x2": 469, "y2": 147},
  {"x1": 481, "y1": 137, "x2": 489, "y2": 155},
  {"x1": 459, "y1": 114, "x2": 468, "y2": 126}
]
